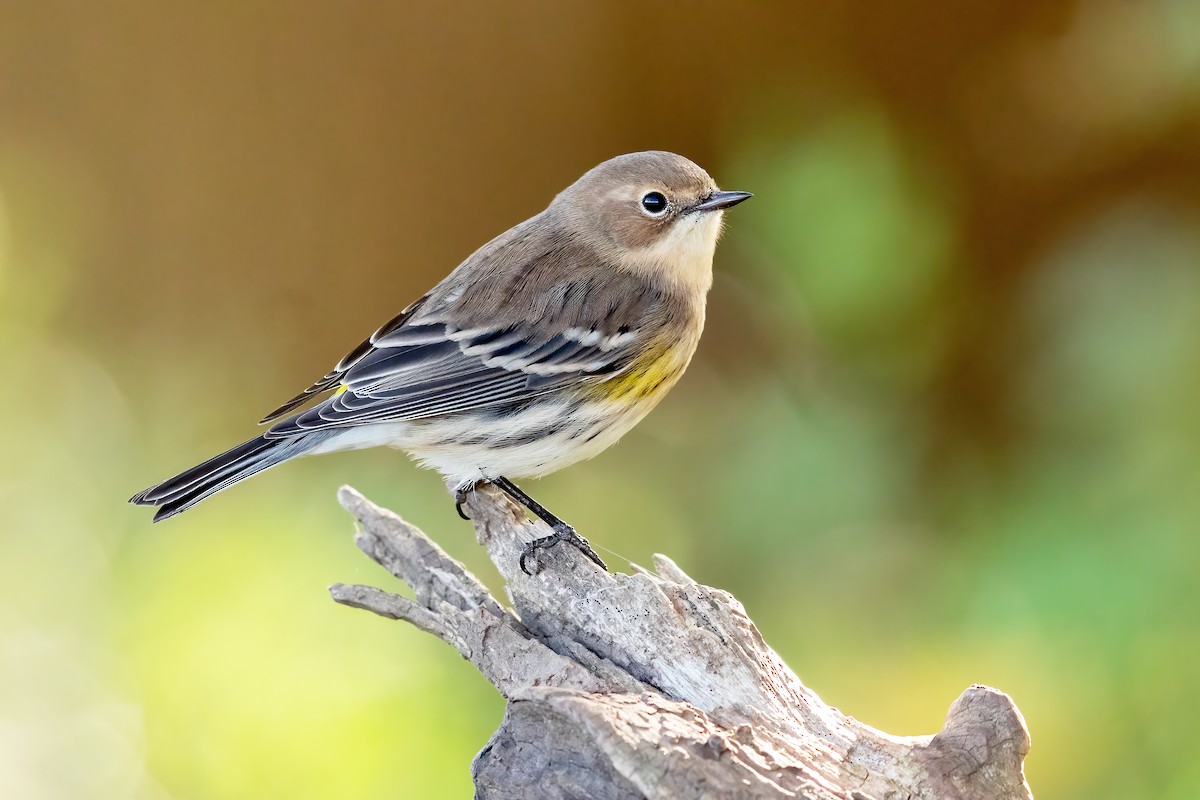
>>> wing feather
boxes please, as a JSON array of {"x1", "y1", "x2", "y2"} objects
[{"x1": 262, "y1": 290, "x2": 660, "y2": 439}]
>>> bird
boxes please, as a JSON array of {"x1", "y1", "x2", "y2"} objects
[{"x1": 131, "y1": 150, "x2": 751, "y2": 574}]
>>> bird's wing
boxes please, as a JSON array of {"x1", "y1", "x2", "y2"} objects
[{"x1": 261, "y1": 286, "x2": 658, "y2": 439}]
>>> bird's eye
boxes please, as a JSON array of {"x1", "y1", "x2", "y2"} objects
[{"x1": 640, "y1": 191, "x2": 668, "y2": 216}]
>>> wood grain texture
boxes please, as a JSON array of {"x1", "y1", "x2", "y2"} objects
[{"x1": 330, "y1": 485, "x2": 1033, "y2": 800}]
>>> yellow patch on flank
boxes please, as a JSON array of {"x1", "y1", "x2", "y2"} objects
[{"x1": 587, "y1": 343, "x2": 684, "y2": 403}]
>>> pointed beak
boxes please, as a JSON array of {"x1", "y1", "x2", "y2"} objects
[{"x1": 693, "y1": 190, "x2": 753, "y2": 213}]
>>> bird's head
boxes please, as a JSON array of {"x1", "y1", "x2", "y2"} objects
[{"x1": 552, "y1": 151, "x2": 751, "y2": 294}]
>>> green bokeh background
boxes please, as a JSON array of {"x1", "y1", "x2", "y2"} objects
[{"x1": 2, "y1": 3, "x2": 1199, "y2": 798}]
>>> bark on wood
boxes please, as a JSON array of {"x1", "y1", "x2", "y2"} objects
[{"x1": 330, "y1": 484, "x2": 1034, "y2": 800}]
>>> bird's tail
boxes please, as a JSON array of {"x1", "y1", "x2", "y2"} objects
[{"x1": 130, "y1": 432, "x2": 321, "y2": 522}]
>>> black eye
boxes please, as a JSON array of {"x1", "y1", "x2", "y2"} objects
[{"x1": 640, "y1": 191, "x2": 668, "y2": 215}]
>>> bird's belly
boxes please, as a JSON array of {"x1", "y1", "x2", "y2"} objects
[{"x1": 333, "y1": 395, "x2": 662, "y2": 486}]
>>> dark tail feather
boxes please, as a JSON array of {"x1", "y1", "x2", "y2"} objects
[{"x1": 130, "y1": 433, "x2": 317, "y2": 521}]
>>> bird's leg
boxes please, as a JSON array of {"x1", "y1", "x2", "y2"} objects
[{"x1": 492, "y1": 476, "x2": 608, "y2": 575}]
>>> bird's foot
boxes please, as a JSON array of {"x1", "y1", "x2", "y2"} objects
[
  {"x1": 519, "y1": 522, "x2": 608, "y2": 576},
  {"x1": 454, "y1": 481, "x2": 480, "y2": 520}
]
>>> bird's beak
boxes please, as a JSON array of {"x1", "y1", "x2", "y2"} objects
[{"x1": 693, "y1": 190, "x2": 753, "y2": 212}]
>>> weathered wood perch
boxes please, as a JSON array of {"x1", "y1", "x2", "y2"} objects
[{"x1": 330, "y1": 484, "x2": 1033, "y2": 800}]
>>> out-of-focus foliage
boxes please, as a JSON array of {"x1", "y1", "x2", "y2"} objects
[{"x1": 2, "y1": 2, "x2": 1198, "y2": 798}]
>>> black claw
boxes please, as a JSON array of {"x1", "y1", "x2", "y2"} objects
[
  {"x1": 518, "y1": 523, "x2": 608, "y2": 576},
  {"x1": 454, "y1": 484, "x2": 475, "y2": 520},
  {"x1": 519, "y1": 548, "x2": 537, "y2": 576}
]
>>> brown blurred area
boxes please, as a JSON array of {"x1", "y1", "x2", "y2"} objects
[
  {"x1": 2, "y1": 3, "x2": 1198, "y2": 799},
  {"x1": 2, "y1": 1, "x2": 1192, "y2": 408}
]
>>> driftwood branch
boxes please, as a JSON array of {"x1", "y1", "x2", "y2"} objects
[{"x1": 330, "y1": 484, "x2": 1033, "y2": 800}]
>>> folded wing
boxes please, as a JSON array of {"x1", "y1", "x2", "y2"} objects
[{"x1": 262, "y1": 291, "x2": 654, "y2": 438}]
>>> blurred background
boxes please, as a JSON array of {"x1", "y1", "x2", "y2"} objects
[{"x1": 1, "y1": 2, "x2": 1198, "y2": 797}]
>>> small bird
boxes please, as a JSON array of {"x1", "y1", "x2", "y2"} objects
[{"x1": 131, "y1": 151, "x2": 750, "y2": 573}]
